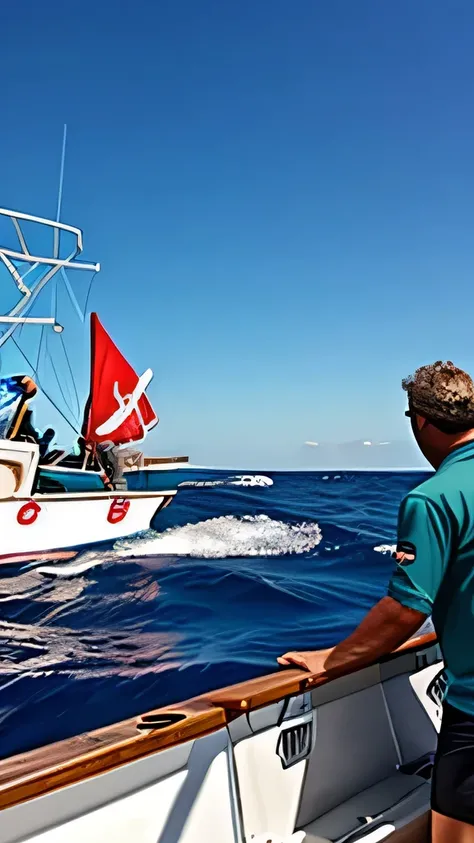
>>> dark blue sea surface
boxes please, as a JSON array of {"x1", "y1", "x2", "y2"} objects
[{"x1": 0, "y1": 470, "x2": 430, "y2": 760}]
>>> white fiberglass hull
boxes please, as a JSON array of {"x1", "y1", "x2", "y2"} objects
[
  {"x1": 0, "y1": 440, "x2": 175, "y2": 562},
  {"x1": 0, "y1": 491, "x2": 174, "y2": 562},
  {"x1": 0, "y1": 631, "x2": 442, "y2": 843}
]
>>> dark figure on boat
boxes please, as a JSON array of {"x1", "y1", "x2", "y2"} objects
[
  {"x1": 55, "y1": 437, "x2": 127, "y2": 492},
  {"x1": 0, "y1": 374, "x2": 41, "y2": 442},
  {"x1": 0, "y1": 375, "x2": 58, "y2": 460},
  {"x1": 38, "y1": 427, "x2": 56, "y2": 459},
  {"x1": 96, "y1": 443, "x2": 127, "y2": 491}
]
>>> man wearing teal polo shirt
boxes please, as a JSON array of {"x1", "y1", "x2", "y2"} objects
[{"x1": 278, "y1": 361, "x2": 474, "y2": 842}]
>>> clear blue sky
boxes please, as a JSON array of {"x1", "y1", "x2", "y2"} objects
[{"x1": 1, "y1": 0, "x2": 473, "y2": 468}]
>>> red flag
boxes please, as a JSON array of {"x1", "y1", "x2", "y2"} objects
[{"x1": 82, "y1": 313, "x2": 158, "y2": 446}]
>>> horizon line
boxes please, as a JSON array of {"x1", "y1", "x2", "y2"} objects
[{"x1": 185, "y1": 464, "x2": 432, "y2": 472}]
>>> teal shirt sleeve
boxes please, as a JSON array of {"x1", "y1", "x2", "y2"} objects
[{"x1": 387, "y1": 492, "x2": 452, "y2": 615}]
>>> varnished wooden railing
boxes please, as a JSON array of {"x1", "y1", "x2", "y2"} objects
[
  {"x1": 0, "y1": 631, "x2": 437, "y2": 811},
  {"x1": 0, "y1": 699, "x2": 224, "y2": 811},
  {"x1": 204, "y1": 631, "x2": 437, "y2": 712}
]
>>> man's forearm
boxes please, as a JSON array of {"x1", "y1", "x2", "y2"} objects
[{"x1": 323, "y1": 596, "x2": 427, "y2": 674}]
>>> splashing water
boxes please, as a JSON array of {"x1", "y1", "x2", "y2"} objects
[{"x1": 114, "y1": 514, "x2": 323, "y2": 559}]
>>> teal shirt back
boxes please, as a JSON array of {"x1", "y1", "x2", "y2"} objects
[{"x1": 388, "y1": 440, "x2": 474, "y2": 715}]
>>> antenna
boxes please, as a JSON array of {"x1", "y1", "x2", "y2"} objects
[
  {"x1": 53, "y1": 124, "x2": 67, "y2": 262},
  {"x1": 56, "y1": 123, "x2": 67, "y2": 223},
  {"x1": 53, "y1": 124, "x2": 86, "y2": 322}
]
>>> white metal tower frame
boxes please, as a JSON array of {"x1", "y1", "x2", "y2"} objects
[{"x1": 0, "y1": 207, "x2": 100, "y2": 348}]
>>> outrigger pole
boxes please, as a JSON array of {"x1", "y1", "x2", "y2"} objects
[
  {"x1": 53, "y1": 123, "x2": 67, "y2": 259},
  {"x1": 57, "y1": 124, "x2": 67, "y2": 223}
]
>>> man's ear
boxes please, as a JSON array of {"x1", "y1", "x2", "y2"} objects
[{"x1": 415, "y1": 413, "x2": 427, "y2": 431}]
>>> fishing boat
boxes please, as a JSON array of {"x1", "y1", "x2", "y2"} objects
[
  {"x1": 0, "y1": 205, "x2": 176, "y2": 563},
  {"x1": 0, "y1": 625, "x2": 442, "y2": 842}
]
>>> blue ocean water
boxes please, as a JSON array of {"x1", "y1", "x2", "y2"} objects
[{"x1": 0, "y1": 469, "x2": 429, "y2": 760}]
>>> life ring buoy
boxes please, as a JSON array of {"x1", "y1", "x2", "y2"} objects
[
  {"x1": 17, "y1": 500, "x2": 41, "y2": 526},
  {"x1": 107, "y1": 498, "x2": 130, "y2": 524}
]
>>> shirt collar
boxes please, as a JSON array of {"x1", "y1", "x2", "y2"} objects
[{"x1": 438, "y1": 439, "x2": 474, "y2": 472}]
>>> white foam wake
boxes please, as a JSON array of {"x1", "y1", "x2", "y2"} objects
[
  {"x1": 114, "y1": 514, "x2": 322, "y2": 559},
  {"x1": 179, "y1": 474, "x2": 273, "y2": 489},
  {"x1": 37, "y1": 556, "x2": 106, "y2": 578}
]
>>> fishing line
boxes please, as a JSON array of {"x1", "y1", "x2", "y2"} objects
[
  {"x1": 59, "y1": 331, "x2": 81, "y2": 420},
  {"x1": 83, "y1": 270, "x2": 98, "y2": 317},
  {"x1": 51, "y1": 269, "x2": 82, "y2": 421},
  {"x1": 36, "y1": 325, "x2": 45, "y2": 376},
  {"x1": 10, "y1": 335, "x2": 80, "y2": 436},
  {"x1": 45, "y1": 337, "x2": 76, "y2": 420}
]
